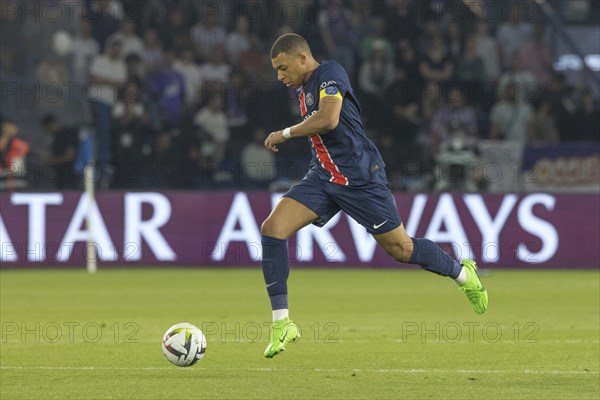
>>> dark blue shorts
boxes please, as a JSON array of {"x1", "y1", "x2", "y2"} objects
[{"x1": 283, "y1": 174, "x2": 402, "y2": 234}]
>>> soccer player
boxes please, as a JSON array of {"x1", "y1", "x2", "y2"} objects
[{"x1": 261, "y1": 34, "x2": 488, "y2": 359}]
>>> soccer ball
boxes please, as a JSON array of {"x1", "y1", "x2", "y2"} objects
[{"x1": 161, "y1": 323, "x2": 207, "y2": 367}]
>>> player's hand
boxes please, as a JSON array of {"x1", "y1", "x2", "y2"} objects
[{"x1": 264, "y1": 130, "x2": 286, "y2": 152}]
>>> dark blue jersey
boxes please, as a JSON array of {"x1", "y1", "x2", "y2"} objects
[{"x1": 296, "y1": 60, "x2": 388, "y2": 186}]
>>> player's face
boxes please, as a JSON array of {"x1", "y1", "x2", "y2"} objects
[{"x1": 271, "y1": 52, "x2": 307, "y2": 88}]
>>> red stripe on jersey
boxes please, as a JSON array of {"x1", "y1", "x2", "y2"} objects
[
  {"x1": 309, "y1": 135, "x2": 348, "y2": 185},
  {"x1": 299, "y1": 90, "x2": 308, "y2": 116},
  {"x1": 299, "y1": 89, "x2": 348, "y2": 186}
]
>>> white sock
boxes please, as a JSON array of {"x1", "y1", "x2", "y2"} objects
[
  {"x1": 272, "y1": 309, "x2": 289, "y2": 321},
  {"x1": 454, "y1": 267, "x2": 468, "y2": 285}
]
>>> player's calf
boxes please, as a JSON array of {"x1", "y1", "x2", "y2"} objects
[{"x1": 373, "y1": 225, "x2": 414, "y2": 262}]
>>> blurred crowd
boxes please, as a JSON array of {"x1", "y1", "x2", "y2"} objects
[{"x1": 0, "y1": 0, "x2": 599, "y2": 191}]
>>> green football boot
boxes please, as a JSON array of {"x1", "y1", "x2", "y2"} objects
[
  {"x1": 264, "y1": 318, "x2": 300, "y2": 359},
  {"x1": 459, "y1": 260, "x2": 488, "y2": 314}
]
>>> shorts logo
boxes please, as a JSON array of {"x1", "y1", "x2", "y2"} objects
[
  {"x1": 306, "y1": 92, "x2": 314, "y2": 106},
  {"x1": 325, "y1": 86, "x2": 339, "y2": 95}
]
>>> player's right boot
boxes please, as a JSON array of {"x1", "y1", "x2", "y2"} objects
[
  {"x1": 459, "y1": 260, "x2": 488, "y2": 314},
  {"x1": 264, "y1": 318, "x2": 300, "y2": 359}
]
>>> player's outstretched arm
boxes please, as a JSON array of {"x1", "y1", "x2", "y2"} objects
[{"x1": 264, "y1": 97, "x2": 342, "y2": 152}]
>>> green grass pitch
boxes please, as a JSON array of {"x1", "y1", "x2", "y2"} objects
[{"x1": 1, "y1": 268, "x2": 598, "y2": 399}]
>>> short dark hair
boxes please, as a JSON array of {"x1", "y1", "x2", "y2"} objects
[{"x1": 270, "y1": 33, "x2": 311, "y2": 59}]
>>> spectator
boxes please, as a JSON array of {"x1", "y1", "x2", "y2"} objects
[
  {"x1": 359, "y1": 17, "x2": 394, "y2": 61},
  {"x1": 20, "y1": 3, "x2": 55, "y2": 81},
  {"x1": 385, "y1": 0, "x2": 419, "y2": 45},
  {"x1": 0, "y1": 2, "x2": 19, "y2": 77},
  {"x1": 201, "y1": 45, "x2": 232, "y2": 84},
  {"x1": 112, "y1": 83, "x2": 146, "y2": 125},
  {"x1": 319, "y1": 0, "x2": 357, "y2": 78},
  {"x1": 545, "y1": 72, "x2": 578, "y2": 139},
  {"x1": 35, "y1": 55, "x2": 70, "y2": 111},
  {"x1": 419, "y1": 34, "x2": 454, "y2": 85},
  {"x1": 247, "y1": 62, "x2": 294, "y2": 133},
  {"x1": 431, "y1": 87, "x2": 478, "y2": 149},
  {"x1": 237, "y1": 37, "x2": 263, "y2": 80},
  {"x1": 41, "y1": 115, "x2": 79, "y2": 189},
  {"x1": 456, "y1": 37, "x2": 484, "y2": 85},
  {"x1": 4, "y1": 0, "x2": 594, "y2": 193},
  {"x1": 240, "y1": 126, "x2": 276, "y2": 187},
  {"x1": 88, "y1": 39, "x2": 126, "y2": 185},
  {"x1": 111, "y1": 83, "x2": 149, "y2": 188},
  {"x1": 384, "y1": 67, "x2": 420, "y2": 159},
  {"x1": 141, "y1": 29, "x2": 164, "y2": 74},
  {"x1": 124, "y1": 53, "x2": 143, "y2": 86},
  {"x1": 349, "y1": 0, "x2": 375, "y2": 45},
  {"x1": 394, "y1": 39, "x2": 421, "y2": 84},
  {"x1": 519, "y1": 23, "x2": 553, "y2": 86},
  {"x1": 573, "y1": 89, "x2": 600, "y2": 141},
  {"x1": 496, "y1": 3, "x2": 532, "y2": 69},
  {"x1": 146, "y1": 130, "x2": 176, "y2": 187},
  {"x1": 174, "y1": 49, "x2": 204, "y2": 109},
  {"x1": 298, "y1": 0, "x2": 326, "y2": 58},
  {"x1": 161, "y1": 7, "x2": 191, "y2": 53},
  {"x1": 0, "y1": 118, "x2": 29, "y2": 191},
  {"x1": 376, "y1": 133, "x2": 405, "y2": 182},
  {"x1": 446, "y1": 21, "x2": 463, "y2": 60},
  {"x1": 224, "y1": 71, "x2": 250, "y2": 150},
  {"x1": 415, "y1": 19, "x2": 439, "y2": 55},
  {"x1": 106, "y1": 19, "x2": 144, "y2": 59},
  {"x1": 150, "y1": 50, "x2": 186, "y2": 126},
  {"x1": 139, "y1": 0, "x2": 168, "y2": 33},
  {"x1": 194, "y1": 94, "x2": 230, "y2": 168},
  {"x1": 173, "y1": 134, "x2": 201, "y2": 188},
  {"x1": 226, "y1": 17, "x2": 252, "y2": 65},
  {"x1": 434, "y1": 131, "x2": 481, "y2": 193},
  {"x1": 531, "y1": 99, "x2": 560, "y2": 145},
  {"x1": 71, "y1": 20, "x2": 100, "y2": 84},
  {"x1": 418, "y1": 81, "x2": 443, "y2": 164},
  {"x1": 87, "y1": 0, "x2": 121, "y2": 51},
  {"x1": 422, "y1": 81, "x2": 443, "y2": 122},
  {"x1": 190, "y1": 12, "x2": 227, "y2": 60},
  {"x1": 499, "y1": 54, "x2": 537, "y2": 103},
  {"x1": 236, "y1": 1, "x2": 283, "y2": 43},
  {"x1": 473, "y1": 19, "x2": 501, "y2": 82},
  {"x1": 490, "y1": 81, "x2": 535, "y2": 145},
  {"x1": 358, "y1": 40, "x2": 395, "y2": 126}
]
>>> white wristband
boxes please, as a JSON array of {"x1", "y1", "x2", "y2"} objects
[{"x1": 282, "y1": 127, "x2": 292, "y2": 140}]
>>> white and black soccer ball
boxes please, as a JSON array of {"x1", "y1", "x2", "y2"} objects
[{"x1": 162, "y1": 323, "x2": 207, "y2": 367}]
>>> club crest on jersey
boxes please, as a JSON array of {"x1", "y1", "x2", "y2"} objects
[
  {"x1": 325, "y1": 86, "x2": 339, "y2": 95},
  {"x1": 306, "y1": 92, "x2": 314, "y2": 106}
]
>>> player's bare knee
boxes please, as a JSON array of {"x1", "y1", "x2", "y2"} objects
[
  {"x1": 261, "y1": 218, "x2": 287, "y2": 239},
  {"x1": 260, "y1": 218, "x2": 275, "y2": 236}
]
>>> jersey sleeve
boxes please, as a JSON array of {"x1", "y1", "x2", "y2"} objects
[{"x1": 318, "y1": 62, "x2": 348, "y2": 102}]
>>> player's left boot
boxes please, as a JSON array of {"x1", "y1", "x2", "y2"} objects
[
  {"x1": 264, "y1": 318, "x2": 300, "y2": 359},
  {"x1": 459, "y1": 260, "x2": 488, "y2": 314}
]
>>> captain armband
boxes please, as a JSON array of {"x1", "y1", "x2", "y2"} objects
[{"x1": 319, "y1": 86, "x2": 343, "y2": 101}]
